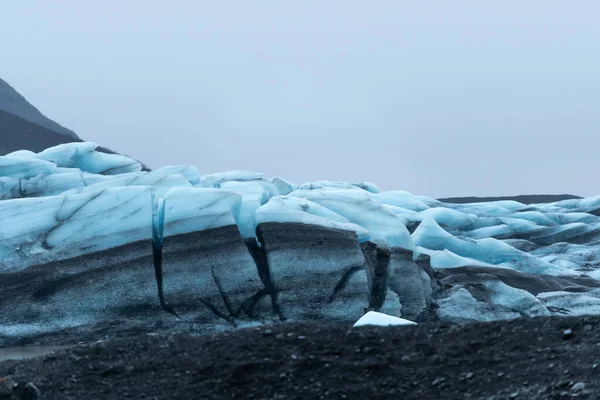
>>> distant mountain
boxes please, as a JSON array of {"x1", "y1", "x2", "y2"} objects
[
  {"x1": 0, "y1": 77, "x2": 79, "y2": 141},
  {"x1": 0, "y1": 77, "x2": 150, "y2": 169},
  {"x1": 439, "y1": 194, "x2": 582, "y2": 204},
  {"x1": 0, "y1": 108, "x2": 83, "y2": 154}
]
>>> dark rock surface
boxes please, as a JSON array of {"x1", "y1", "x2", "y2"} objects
[
  {"x1": 387, "y1": 248, "x2": 432, "y2": 320},
  {"x1": 161, "y1": 226, "x2": 269, "y2": 327},
  {"x1": 439, "y1": 194, "x2": 581, "y2": 204},
  {"x1": 257, "y1": 222, "x2": 369, "y2": 322},
  {"x1": 437, "y1": 266, "x2": 600, "y2": 296},
  {"x1": 0, "y1": 240, "x2": 160, "y2": 347},
  {"x1": 2, "y1": 317, "x2": 600, "y2": 399},
  {"x1": 3, "y1": 218, "x2": 600, "y2": 348}
]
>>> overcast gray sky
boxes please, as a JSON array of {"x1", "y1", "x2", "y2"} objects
[{"x1": 1, "y1": 1, "x2": 599, "y2": 197}]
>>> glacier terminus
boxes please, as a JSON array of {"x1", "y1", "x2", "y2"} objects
[{"x1": 2, "y1": 142, "x2": 600, "y2": 346}]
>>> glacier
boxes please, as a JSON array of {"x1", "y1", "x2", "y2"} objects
[{"x1": 2, "y1": 141, "x2": 600, "y2": 345}]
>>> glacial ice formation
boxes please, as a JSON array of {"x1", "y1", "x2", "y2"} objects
[
  {"x1": 290, "y1": 189, "x2": 415, "y2": 250},
  {"x1": 2, "y1": 141, "x2": 600, "y2": 345},
  {"x1": 353, "y1": 311, "x2": 417, "y2": 327},
  {"x1": 0, "y1": 186, "x2": 153, "y2": 272}
]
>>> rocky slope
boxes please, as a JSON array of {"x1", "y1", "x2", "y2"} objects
[
  {"x1": 0, "y1": 78, "x2": 82, "y2": 155},
  {"x1": 2, "y1": 316, "x2": 600, "y2": 399},
  {"x1": 0, "y1": 78, "x2": 78, "y2": 140}
]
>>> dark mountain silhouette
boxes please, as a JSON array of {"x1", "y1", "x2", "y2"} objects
[
  {"x1": 0, "y1": 108, "x2": 83, "y2": 154},
  {"x1": 0, "y1": 77, "x2": 79, "y2": 141},
  {"x1": 0, "y1": 77, "x2": 150, "y2": 170},
  {"x1": 439, "y1": 194, "x2": 581, "y2": 204}
]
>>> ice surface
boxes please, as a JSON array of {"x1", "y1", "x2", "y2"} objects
[
  {"x1": 29, "y1": 142, "x2": 142, "y2": 175},
  {"x1": 415, "y1": 207, "x2": 477, "y2": 230},
  {"x1": 480, "y1": 280, "x2": 549, "y2": 317},
  {"x1": 198, "y1": 170, "x2": 265, "y2": 188},
  {"x1": 220, "y1": 181, "x2": 273, "y2": 238},
  {"x1": 465, "y1": 218, "x2": 546, "y2": 239},
  {"x1": 436, "y1": 288, "x2": 521, "y2": 323},
  {"x1": 269, "y1": 177, "x2": 297, "y2": 195},
  {"x1": 255, "y1": 196, "x2": 370, "y2": 240},
  {"x1": 353, "y1": 311, "x2": 417, "y2": 327},
  {"x1": 412, "y1": 215, "x2": 574, "y2": 275},
  {"x1": 552, "y1": 195, "x2": 600, "y2": 213},
  {"x1": 6, "y1": 149, "x2": 36, "y2": 158},
  {"x1": 0, "y1": 186, "x2": 153, "y2": 272},
  {"x1": 154, "y1": 165, "x2": 201, "y2": 185},
  {"x1": 415, "y1": 246, "x2": 494, "y2": 269},
  {"x1": 538, "y1": 291, "x2": 600, "y2": 316},
  {"x1": 0, "y1": 156, "x2": 59, "y2": 179},
  {"x1": 544, "y1": 212, "x2": 597, "y2": 225},
  {"x1": 20, "y1": 172, "x2": 86, "y2": 197},
  {"x1": 291, "y1": 189, "x2": 414, "y2": 250},
  {"x1": 68, "y1": 170, "x2": 192, "y2": 198},
  {"x1": 0, "y1": 177, "x2": 20, "y2": 200},
  {"x1": 161, "y1": 187, "x2": 242, "y2": 238},
  {"x1": 351, "y1": 182, "x2": 381, "y2": 194},
  {"x1": 505, "y1": 211, "x2": 558, "y2": 226},
  {"x1": 444, "y1": 202, "x2": 523, "y2": 216},
  {"x1": 298, "y1": 181, "x2": 380, "y2": 193},
  {"x1": 373, "y1": 191, "x2": 430, "y2": 212},
  {"x1": 436, "y1": 278, "x2": 550, "y2": 323}
]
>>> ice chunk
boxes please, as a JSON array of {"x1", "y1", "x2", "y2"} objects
[
  {"x1": 0, "y1": 177, "x2": 20, "y2": 200},
  {"x1": 255, "y1": 196, "x2": 370, "y2": 241},
  {"x1": 269, "y1": 177, "x2": 297, "y2": 195},
  {"x1": 0, "y1": 156, "x2": 59, "y2": 179},
  {"x1": 415, "y1": 207, "x2": 477, "y2": 230},
  {"x1": 5, "y1": 149, "x2": 36, "y2": 158},
  {"x1": 552, "y1": 195, "x2": 600, "y2": 213},
  {"x1": 33, "y1": 142, "x2": 142, "y2": 175},
  {"x1": 436, "y1": 279, "x2": 549, "y2": 323},
  {"x1": 291, "y1": 189, "x2": 414, "y2": 250},
  {"x1": 33, "y1": 142, "x2": 98, "y2": 164},
  {"x1": 384, "y1": 205, "x2": 420, "y2": 225},
  {"x1": 481, "y1": 280, "x2": 550, "y2": 317},
  {"x1": 412, "y1": 215, "x2": 573, "y2": 275},
  {"x1": 445, "y1": 202, "x2": 521, "y2": 216},
  {"x1": 415, "y1": 195, "x2": 444, "y2": 208},
  {"x1": 161, "y1": 187, "x2": 242, "y2": 238},
  {"x1": 153, "y1": 165, "x2": 201, "y2": 185},
  {"x1": 525, "y1": 223, "x2": 600, "y2": 246},
  {"x1": 298, "y1": 181, "x2": 379, "y2": 193},
  {"x1": 20, "y1": 172, "x2": 86, "y2": 197},
  {"x1": 545, "y1": 212, "x2": 598, "y2": 225},
  {"x1": 415, "y1": 246, "x2": 494, "y2": 269},
  {"x1": 465, "y1": 218, "x2": 546, "y2": 239},
  {"x1": 436, "y1": 288, "x2": 519, "y2": 323},
  {"x1": 70, "y1": 170, "x2": 192, "y2": 198},
  {"x1": 198, "y1": 170, "x2": 264, "y2": 188},
  {"x1": 351, "y1": 182, "x2": 381, "y2": 194},
  {"x1": 373, "y1": 191, "x2": 430, "y2": 212},
  {"x1": 160, "y1": 192, "x2": 265, "y2": 325},
  {"x1": 540, "y1": 257, "x2": 581, "y2": 270},
  {"x1": 507, "y1": 211, "x2": 558, "y2": 227},
  {"x1": 220, "y1": 181, "x2": 273, "y2": 238},
  {"x1": 0, "y1": 186, "x2": 153, "y2": 272},
  {"x1": 532, "y1": 242, "x2": 600, "y2": 266},
  {"x1": 538, "y1": 291, "x2": 600, "y2": 316},
  {"x1": 353, "y1": 311, "x2": 417, "y2": 327}
]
